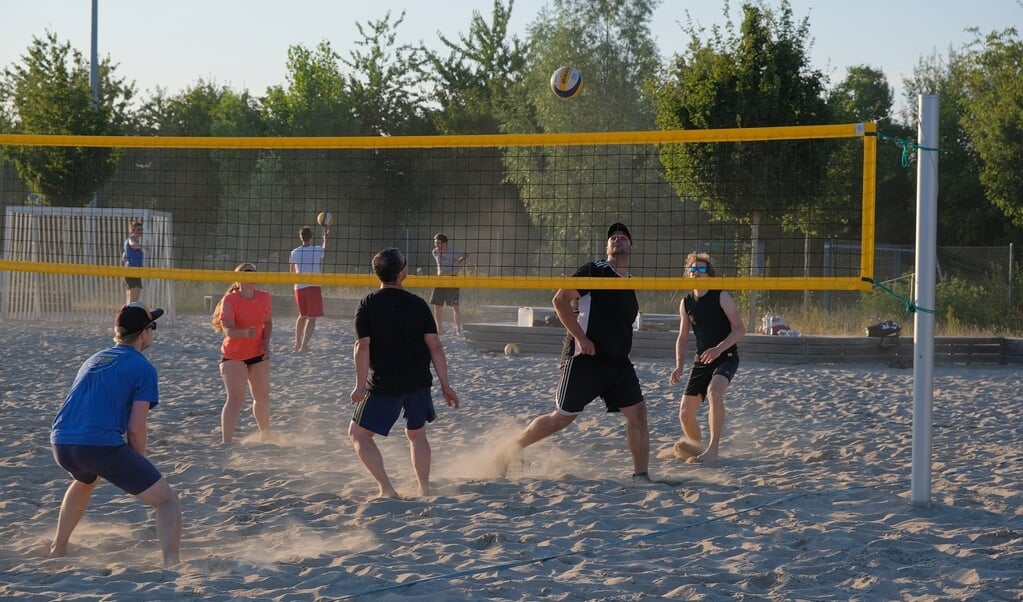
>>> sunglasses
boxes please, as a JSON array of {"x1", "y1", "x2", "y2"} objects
[
  {"x1": 688, "y1": 265, "x2": 709, "y2": 274},
  {"x1": 147, "y1": 322, "x2": 157, "y2": 331}
]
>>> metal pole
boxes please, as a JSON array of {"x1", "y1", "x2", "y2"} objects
[
  {"x1": 89, "y1": 0, "x2": 100, "y2": 209},
  {"x1": 911, "y1": 95, "x2": 939, "y2": 507},
  {"x1": 1009, "y1": 243, "x2": 1014, "y2": 309},
  {"x1": 90, "y1": 0, "x2": 99, "y2": 108}
]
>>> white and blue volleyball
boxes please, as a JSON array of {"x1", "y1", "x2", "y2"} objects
[{"x1": 550, "y1": 66, "x2": 583, "y2": 99}]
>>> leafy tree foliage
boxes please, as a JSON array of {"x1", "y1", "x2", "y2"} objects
[
  {"x1": 136, "y1": 80, "x2": 264, "y2": 137},
  {"x1": 657, "y1": 1, "x2": 830, "y2": 223},
  {"x1": 342, "y1": 11, "x2": 433, "y2": 136},
  {"x1": 829, "y1": 65, "x2": 916, "y2": 244},
  {"x1": 0, "y1": 31, "x2": 134, "y2": 205},
  {"x1": 503, "y1": 0, "x2": 670, "y2": 266},
  {"x1": 422, "y1": 0, "x2": 526, "y2": 134},
  {"x1": 958, "y1": 28, "x2": 1023, "y2": 230},
  {"x1": 903, "y1": 50, "x2": 1021, "y2": 245},
  {"x1": 262, "y1": 41, "x2": 359, "y2": 136},
  {"x1": 655, "y1": 0, "x2": 832, "y2": 288}
]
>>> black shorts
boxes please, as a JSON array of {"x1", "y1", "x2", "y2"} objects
[
  {"x1": 684, "y1": 351, "x2": 740, "y2": 397},
  {"x1": 555, "y1": 354, "x2": 643, "y2": 414},
  {"x1": 429, "y1": 287, "x2": 460, "y2": 306},
  {"x1": 221, "y1": 354, "x2": 266, "y2": 366},
  {"x1": 52, "y1": 443, "x2": 162, "y2": 496},
  {"x1": 124, "y1": 277, "x2": 142, "y2": 289}
]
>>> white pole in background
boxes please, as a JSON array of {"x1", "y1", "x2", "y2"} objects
[{"x1": 911, "y1": 95, "x2": 939, "y2": 506}]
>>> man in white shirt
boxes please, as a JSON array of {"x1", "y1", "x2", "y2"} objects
[{"x1": 289, "y1": 225, "x2": 329, "y2": 351}]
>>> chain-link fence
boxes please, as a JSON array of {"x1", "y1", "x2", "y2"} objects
[{"x1": 822, "y1": 242, "x2": 1018, "y2": 311}]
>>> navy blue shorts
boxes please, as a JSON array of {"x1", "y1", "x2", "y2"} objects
[
  {"x1": 556, "y1": 354, "x2": 643, "y2": 414},
  {"x1": 52, "y1": 444, "x2": 163, "y2": 496},
  {"x1": 684, "y1": 352, "x2": 740, "y2": 397},
  {"x1": 351, "y1": 387, "x2": 436, "y2": 436}
]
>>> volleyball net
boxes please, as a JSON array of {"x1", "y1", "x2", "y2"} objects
[{"x1": 0, "y1": 123, "x2": 876, "y2": 318}]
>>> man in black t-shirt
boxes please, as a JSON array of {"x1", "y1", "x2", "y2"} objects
[
  {"x1": 349, "y1": 248, "x2": 460, "y2": 498},
  {"x1": 668, "y1": 251, "x2": 746, "y2": 465},
  {"x1": 498, "y1": 223, "x2": 651, "y2": 482}
]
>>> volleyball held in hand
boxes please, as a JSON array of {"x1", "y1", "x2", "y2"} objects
[
  {"x1": 316, "y1": 212, "x2": 334, "y2": 227},
  {"x1": 550, "y1": 66, "x2": 583, "y2": 99},
  {"x1": 504, "y1": 343, "x2": 520, "y2": 357}
]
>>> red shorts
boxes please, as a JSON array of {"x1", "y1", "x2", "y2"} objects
[{"x1": 294, "y1": 286, "x2": 324, "y2": 318}]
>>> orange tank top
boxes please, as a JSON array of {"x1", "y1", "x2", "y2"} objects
[{"x1": 219, "y1": 289, "x2": 272, "y2": 360}]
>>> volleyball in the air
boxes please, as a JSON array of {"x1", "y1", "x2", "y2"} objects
[
  {"x1": 317, "y1": 212, "x2": 334, "y2": 227},
  {"x1": 504, "y1": 343, "x2": 520, "y2": 357},
  {"x1": 550, "y1": 66, "x2": 583, "y2": 99}
]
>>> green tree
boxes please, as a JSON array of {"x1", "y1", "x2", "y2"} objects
[
  {"x1": 262, "y1": 41, "x2": 359, "y2": 136},
  {"x1": 959, "y1": 28, "x2": 1023, "y2": 230},
  {"x1": 127, "y1": 81, "x2": 268, "y2": 264},
  {"x1": 656, "y1": 0, "x2": 832, "y2": 308},
  {"x1": 0, "y1": 31, "x2": 134, "y2": 205},
  {"x1": 829, "y1": 65, "x2": 916, "y2": 244},
  {"x1": 503, "y1": 0, "x2": 672, "y2": 267},
  {"x1": 903, "y1": 50, "x2": 1018, "y2": 245},
  {"x1": 343, "y1": 11, "x2": 433, "y2": 136},
  {"x1": 136, "y1": 80, "x2": 264, "y2": 137},
  {"x1": 422, "y1": 0, "x2": 526, "y2": 134}
]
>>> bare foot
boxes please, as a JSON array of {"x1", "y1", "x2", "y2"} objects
[
  {"x1": 375, "y1": 489, "x2": 401, "y2": 500},
  {"x1": 673, "y1": 437, "x2": 702, "y2": 460},
  {"x1": 494, "y1": 442, "x2": 522, "y2": 477},
  {"x1": 687, "y1": 449, "x2": 719, "y2": 464},
  {"x1": 632, "y1": 471, "x2": 653, "y2": 483}
]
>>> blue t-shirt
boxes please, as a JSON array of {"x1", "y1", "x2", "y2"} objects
[
  {"x1": 124, "y1": 237, "x2": 144, "y2": 267},
  {"x1": 51, "y1": 345, "x2": 159, "y2": 446}
]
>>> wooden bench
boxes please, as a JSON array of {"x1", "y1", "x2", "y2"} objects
[
  {"x1": 1006, "y1": 338, "x2": 1023, "y2": 364},
  {"x1": 490, "y1": 306, "x2": 560, "y2": 327},
  {"x1": 480, "y1": 305, "x2": 678, "y2": 331},
  {"x1": 462, "y1": 323, "x2": 692, "y2": 359},
  {"x1": 462, "y1": 325, "x2": 1019, "y2": 366},
  {"x1": 932, "y1": 337, "x2": 1005, "y2": 365},
  {"x1": 636, "y1": 313, "x2": 678, "y2": 332}
]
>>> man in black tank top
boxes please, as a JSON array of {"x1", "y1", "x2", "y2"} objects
[{"x1": 668, "y1": 252, "x2": 746, "y2": 464}]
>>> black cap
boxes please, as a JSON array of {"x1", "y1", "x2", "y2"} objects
[
  {"x1": 115, "y1": 302, "x2": 164, "y2": 336},
  {"x1": 607, "y1": 222, "x2": 631, "y2": 240}
]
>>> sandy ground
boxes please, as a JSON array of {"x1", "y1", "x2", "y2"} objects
[{"x1": 1, "y1": 313, "x2": 1021, "y2": 600}]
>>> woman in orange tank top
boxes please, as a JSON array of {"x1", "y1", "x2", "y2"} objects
[{"x1": 211, "y1": 263, "x2": 273, "y2": 444}]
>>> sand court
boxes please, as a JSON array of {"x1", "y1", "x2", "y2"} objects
[{"x1": 1, "y1": 314, "x2": 1020, "y2": 600}]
